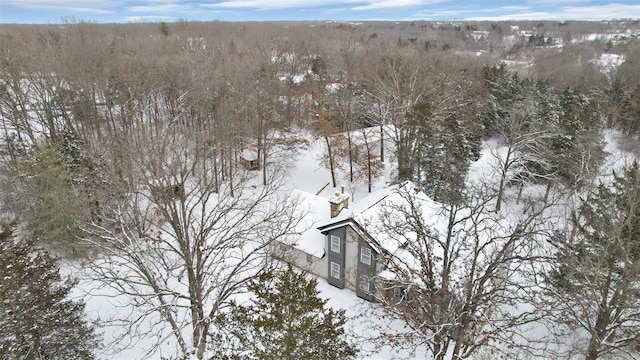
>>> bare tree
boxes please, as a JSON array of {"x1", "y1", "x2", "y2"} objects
[
  {"x1": 363, "y1": 49, "x2": 483, "y2": 186},
  {"x1": 308, "y1": 94, "x2": 347, "y2": 189},
  {"x1": 362, "y1": 48, "x2": 426, "y2": 181},
  {"x1": 361, "y1": 183, "x2": 556, "y2": 359},
  {"x1": 351, "y1": 126, "x2": 385, "y2": 193},
  {"x1": 81, "y1": 128, "x2": 304, "y2": 359},
  {"x1": 486, "y1": 97, "x2": 556, "y2": 211}
]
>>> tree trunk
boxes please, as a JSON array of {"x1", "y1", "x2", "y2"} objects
[
  {"x1": 364, "y1": 130, "x2": 372, "y2": 193},
  {"x1": 380, "y1": 124, "x2": 385, "y2": 161},
  {"x1": 325, "y1": 136, "x2": 337, "y2": 188},
  {"x1": 45, "y1": 108, "x2": 58, "y2": 143},
  {"x1": 347, "y1": 131, "x2": 354, "y2": 182},
  {"x1": 495, "y1": 146, "x2": 512, "y2": 212},
  {"x1": 262, "y1": 149, "x2": 268, "y2": 186},
  {"x1": 586, "y1": 266, "x2": 615, "y2": 360},
  {"x1": 441, "y1": 204, "x2": 457, "y2": 291}
]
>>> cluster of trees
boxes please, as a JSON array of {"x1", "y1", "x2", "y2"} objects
[
  {"x1": 356, "y1": 61, "x2": 639, "y2": 359},
  {"x1": 364, "y1": 158, "x2": 639, "y2": 360},
  {"x1": 0, "y1": 19, "x2": 638, "y2": 359}
]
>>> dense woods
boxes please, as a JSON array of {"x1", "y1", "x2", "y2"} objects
[{"x1": 1, "y1": 19, "x2": 639, "y2": 359}]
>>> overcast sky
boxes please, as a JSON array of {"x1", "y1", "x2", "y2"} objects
[{"x1": 1, "y1": 1, "x2": 639, "y2": 24}]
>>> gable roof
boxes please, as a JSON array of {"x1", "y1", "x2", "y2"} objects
[
  {"x1": 239, "y1": 149, "x2": 258, "y2": 161},
  {"x1": 353, "y1": 181, "x2": 434, "y2": 256},
  {"x1": 288, "y1": 189, "x2": 330, "y2": 258},
  {"x1": 291, "y1": 182, "x2": 422, "y2": 258}
]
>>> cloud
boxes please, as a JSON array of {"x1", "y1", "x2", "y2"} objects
[
  {"x1": 501, "y1": 6, "x2": 530, "y2": 11},
  {"x1": 2, "y1": 0, "x2": 119, "y2": 12},
  {"x1": 464, "y1": 3, "x2": 640, "y2": 21},
  {"x1": 1, "y1": 0, "x2": 638, "y2": 23},
  {"x1": 465, "y1": 11, "x2": 557, "y2": 21},
  {"x1": 410, "y1": 2, "x2": 639, "y2": 21},
  {"x1": 560, "y1": 4, "x2": 640, "y2": 20},
  {"x1": 205, "y1": 0, "x2": 347, "y2": 10},
  {"x1": 529, "y1": 0, "x2": 587, "y2": 4},
  {"x1": 127, "y1": 3, "x2": 195, "y2": 13},
  {"x1": 351, "y1": 0, "x2": 447, "y2": 11},
  {"x1": 205, "y1": 0, "x2": 446, "y2": 11}
]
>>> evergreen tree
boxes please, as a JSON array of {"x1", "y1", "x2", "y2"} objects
[
  {"x1": 482, "y1": 63, "x2": 526, "y2": 135},
  {"x1": 19, "y1": 142, "x2": 91, "y2": 255},
  {"x1": 0, "y1": 224, "x2": 100, "y2": 359},
  {"x1": 547, "y1": 161, "x2": 640, "y2": 359},
  {"x1": 548, "y1": 88, "x2": 605, "y2": 186},
  {"x1": 406, "y1": 101, "x2": 479, "y2": 204},
  {"x1": 483, "y1": 65, "x2": 605, "y2": 190},
  {"x1": 215, "y1": 265, "x2": 357, "y2": 360},
  {"x1": 617, "y1": 83, "x2": 640, "y2": 138}
]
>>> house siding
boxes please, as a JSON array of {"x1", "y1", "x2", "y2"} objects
[
  {"x1": 323, "y1": 224, "x2": 380, "y2": 298},
  {"x1": 356, "y1": 238, "x2": 377, "y2": 301},
  {"x1": 344, "y1": 227, "x2": 360, "y2": 291},
  {"x1": 326, "y1": 227, "x2": 346, "y2": 289}
]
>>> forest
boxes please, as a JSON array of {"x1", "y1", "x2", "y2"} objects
[{"x1": 0, "y1": 19, "x2": 639, "y2": 359}]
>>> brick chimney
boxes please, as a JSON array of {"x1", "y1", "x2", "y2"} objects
[{"x1": 329, "y1": 185, "x2": 349, "y2": 218}]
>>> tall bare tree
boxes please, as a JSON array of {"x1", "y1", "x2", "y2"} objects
[
  {"x1": 351, "y1": 126, "x2": 385, "y2": 193},
  {"x1": 362, "y1": 48, "x2": 426, "y2": 181},
  {"x1": 81, "y1": 128, "x2": 304, "y2": 359},
  {"x1": 362, "y1": 183, "x2": 555, "y2": 359},
  {"x1": 310, "y1": 98, "x2": 346, "y2": 188}
]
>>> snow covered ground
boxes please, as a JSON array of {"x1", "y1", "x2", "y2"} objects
[
  {"x1": 71, "y1": 129, "x2": 637, "y2": 359},
  {"x1": 70, "y1": 131, "x2": 407, "y2": 359},
  {"x1": 589, "y1": 53, "x2": 626, "y2": 76}
]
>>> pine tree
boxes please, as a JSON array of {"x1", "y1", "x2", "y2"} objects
[
  {"x1": 0, "y1": 224, "x2": 100, "y2": 359},
  {"x1": 19, "y1": 143, "x2": 91, "y2": 255},
  {"x1": 217, "y1": 265, "x2": 357, "y2": 360},
  {"x1": 483, "y1": 65, "x2": 605, "y2": 190},
  {"x1": 549, "y1": 88, "x2": 605, "y2": 186},
  {"x1": 617, "y1": 83, "x2": 640, "y2": 138},
  {"x1": 547, "y1": 161, "x2": 640, "y2": 359},
  {"x1": 406, "y1": 101, "x2": 480, "y2": 205}
]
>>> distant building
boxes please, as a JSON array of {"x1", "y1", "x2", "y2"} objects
[{"x1": 239, "y1": 149, "x2": 259, "y2": 170}]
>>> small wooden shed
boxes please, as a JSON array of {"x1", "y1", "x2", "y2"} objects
[{"x1": 239, "y1": 149, "x2": 259, "y2": 170}]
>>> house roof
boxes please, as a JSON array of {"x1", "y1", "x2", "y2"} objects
[
  {"x1": 357, "y1": 182, "x2": 519, "y2": 284},
  {"x1": 288, "y1": 189, "x2": 331, "y2": 258},
  {"x1": 292, "y1": 180, "x2": 519, "y2": 289},
  {"x1": 354, "y1": 181, "x2": 436, "y2": 255},
  {"x1": 291, "y1": 182, "x2": 418, "y2": 258},
  {"x1": 240, "y1": 149, "x2": 258, "y2": 161}
]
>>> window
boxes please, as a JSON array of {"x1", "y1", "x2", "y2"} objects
[
  {"x1": 330, "y1": 262, "x2": 340, "y2": 279},
  {"x1": 306, "y1": 254, "x2": 313, "y2": 263},
  {"x1": 279, "y1": 243, "x2": 287, "y2": 252},
  {"x1": 362, "y1": 281, "x2": 371, "y2": 293},
  {"x1": 330, "y1": 235, "x2": 340, "y2": 253},
  {"x1": 360, "y1": 247, "x2": 372, "y2": 265}
]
